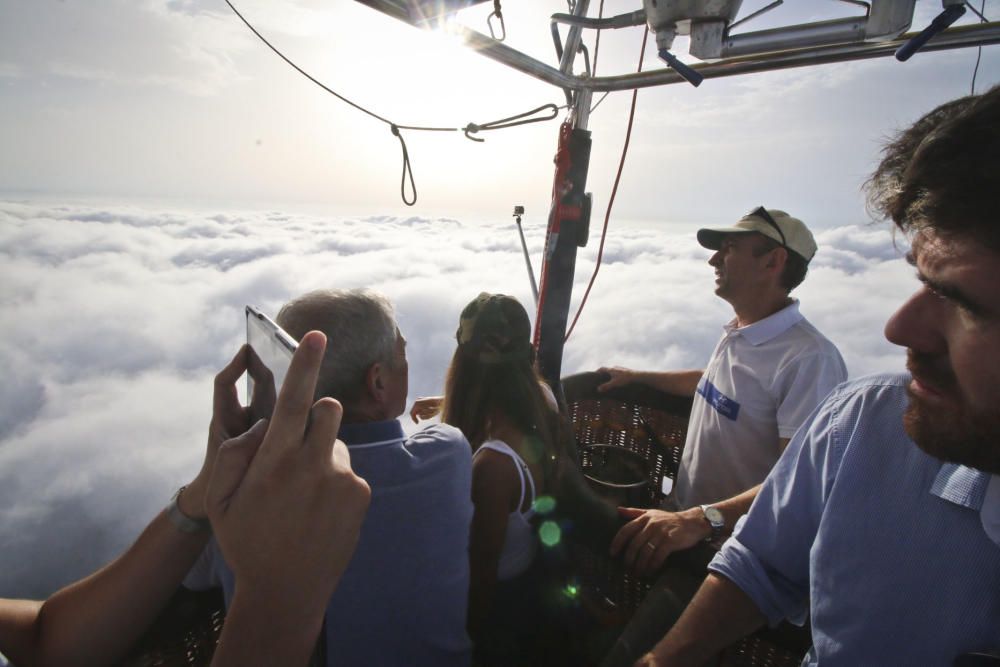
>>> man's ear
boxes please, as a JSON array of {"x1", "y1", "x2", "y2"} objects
[
  {"x1": 766, "y1": 246, "x2": 788, "y2": 272},
  {"x1": 366, "y1": 363, "x2": 385, "y2": 400}
]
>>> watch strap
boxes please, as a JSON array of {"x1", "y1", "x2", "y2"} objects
[
  {"x1": 167, "y1": 485, "x2": 211, "y2": 534},
  {"x1": 699, "y1": 503, "x2": 725, "y2": 542}
]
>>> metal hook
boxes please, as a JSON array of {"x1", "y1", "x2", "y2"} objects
[{"x1": 488, "y1": 10, "x2": 506, "y2": 41}]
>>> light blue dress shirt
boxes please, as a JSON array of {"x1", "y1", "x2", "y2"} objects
[{"x1": 710, "y1": 374, "x2": 1000, "y2": 666}]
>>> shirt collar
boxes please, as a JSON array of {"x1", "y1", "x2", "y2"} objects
[
  {"x1": 338, "y1": 419, "x2": 405, "y2": 446},
  {"x1": 725, "y1": 299, "x2": 803, "y2": 346},
  {"x1": 930, "y1": 462, "x2": 993, "y2": 511}
]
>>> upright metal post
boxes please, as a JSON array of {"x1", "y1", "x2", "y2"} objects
[{"x1": 533, "y1": 88, "x2": 594, "y2": 395}]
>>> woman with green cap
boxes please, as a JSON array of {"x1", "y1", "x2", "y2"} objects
[{"x1": 411, "y1": 292, "x2": 565, "y2": 665}]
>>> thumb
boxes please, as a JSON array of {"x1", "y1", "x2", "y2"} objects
[
  {"x1": 597, "y1": 374, "x2": 617, "y2": 392},
  {"x1": 207, "y1": 418, "x2": 268, "y2": 519}
]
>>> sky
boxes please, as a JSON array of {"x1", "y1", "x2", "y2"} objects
[
  {"x1": 0, "y1": 0, "x2": 998, "y2": 603},
  {"x1": 0, "y1": 1, "x2": 996, "y2": 222}
]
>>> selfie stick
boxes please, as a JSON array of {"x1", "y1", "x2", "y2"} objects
[{"x1": 514, "y1": 205, "x2": 539, "y2": 306}]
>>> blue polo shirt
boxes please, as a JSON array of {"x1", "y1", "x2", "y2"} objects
[
  {"x1": 710, "y1": 374, "x2": 1000, "y2": 665},
  {"x1": 185, "y1": 420, "x2": 474, "y2": 666}
]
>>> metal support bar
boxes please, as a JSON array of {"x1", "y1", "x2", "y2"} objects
[
  {"x1": 720, "y1": 17, "x2": 870, "y2": 58},
  {"x1": 558, "y1": 0, "x2": 591, "y2": 75},
  {"x1": 453, "y1": 21, "x2": 1000, "y2": 92}
]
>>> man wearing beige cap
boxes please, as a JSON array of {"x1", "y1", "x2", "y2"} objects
[{"x1": 596, "y1": 207, "x2": 846, "y2": 666}]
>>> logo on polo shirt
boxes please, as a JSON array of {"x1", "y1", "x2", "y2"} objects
[{"x1": 697, "y1": 379, "x2": 740, "y2": 421}]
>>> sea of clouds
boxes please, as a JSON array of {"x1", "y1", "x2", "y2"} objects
[{"x1": 0, "y1": 198, "x2": 915, "y2": 599}]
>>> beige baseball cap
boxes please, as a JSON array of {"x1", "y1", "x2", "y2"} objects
[{"x1": 697, "y1": 207, "x2": 817, "y2": 262}]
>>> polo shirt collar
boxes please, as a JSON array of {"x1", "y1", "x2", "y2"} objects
[
  {"x1": 338, "y1": 419, "x2": 405, "y2": 446},
  {"x1": 725, "y1": 299, "x2": 803, "y2": 346},
  {"x1": 931, "y1": 462, "x2": 992, "y2": 511}
]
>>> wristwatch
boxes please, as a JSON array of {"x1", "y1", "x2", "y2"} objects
[
  {"x1": 699, "y1": 504, "x2": 725, "y2": 542},
  {"x1": 167, "y1": 486, "x2": 212, "y2": 534}
]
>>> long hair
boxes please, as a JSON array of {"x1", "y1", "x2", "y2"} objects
[
  {"x1": 441, "y1": 294, "x2": 562, "y2": 481},
  {"x1": 442, "y1": 294, "x2": 620, "y2": 548}
]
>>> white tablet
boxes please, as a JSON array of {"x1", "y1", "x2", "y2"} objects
[{"x1": 245, "y1": 304, "x2": 298, "y2": 418}]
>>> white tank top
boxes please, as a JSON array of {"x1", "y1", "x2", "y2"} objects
[{"x1": 474, "y1": 439, "x2": 539, "y2": 580}]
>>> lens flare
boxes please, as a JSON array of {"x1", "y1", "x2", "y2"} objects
[
  {"x1": 533, "y1": 495, "x2": 557, "y2": 514},
  {"x1": 539, "y1": 520, "x2": 561, "y2": 547}
]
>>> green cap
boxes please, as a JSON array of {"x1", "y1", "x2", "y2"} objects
[{"x1": 456, "y1": 293, "x2": 532, "y2": 364}]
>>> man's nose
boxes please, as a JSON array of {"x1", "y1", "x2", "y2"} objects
[{"x1": 884, "y1": 287, "x2": 946, "y2": 355}]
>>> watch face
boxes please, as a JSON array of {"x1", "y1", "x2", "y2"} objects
[{"x1": 704, "y1": 506, "x2": 724, "y2": 526}]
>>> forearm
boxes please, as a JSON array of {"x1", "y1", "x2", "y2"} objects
[
  {"x1": 0, "y1": 598, "x2": 43, "y2": 667},
  {"x1": 33, "y1": 509, "x2": 210, "y2": 666},
  {"x1": 710, "y1": 485, "x2": 761, "y2": 539},
  {"x1": 666, "y1": 485, "x2": 762, "y2": 546},
  {"x1": 212, "y1": 585, "x2": 326, "y2": 667},
  {"x1": 645, "y1": 573, "x2": 765, "y2": 665},
  {"x1": 633, "y1": 370, "x2": 703, "y2": 397}
]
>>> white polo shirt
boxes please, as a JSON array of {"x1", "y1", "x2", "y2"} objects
[{"x1": 672, "y1": 300, "x2": 847, "y2": 510}]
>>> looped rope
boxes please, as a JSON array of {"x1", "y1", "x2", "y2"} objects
[
  {"x1": 464, "y1": 104, "x2": 561, "y2": 142},
  {"x1": 390, "y1": 125, "x2": 417, "y2": 206},
  {"x1": 226, "y1": 0, "x2": 563, "y2": 207}
]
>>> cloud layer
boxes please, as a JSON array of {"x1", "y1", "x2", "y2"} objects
[{"x1": 0, "y1": 198, "x2": 913, "y2": 599}]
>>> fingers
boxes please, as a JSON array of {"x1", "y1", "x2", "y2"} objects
[
  {"x1": 597, "y1": 369, "x2": 621, "y2": 393},
  {"x1": 206, "y1": 419, "x2": 268, "y2": 516},
  {"x1": 610, "y1": 513, "x2": 644, "y2": 556},
  {"x1": 615, "y1": 510, "x2": 680, "y2": 576},
  {"x1": 331, "y1": 438, "x2": 352, "y2": 470},
  {"x1": 617, "y1": 506, "x2": 645, "y2": 519},
  {"x1": 262, "y1": 331, "x2": 326, "y2": 455},
  {"x1": 633, "y1": 538, "x2": 672, "y2": 577},
  {"x1": 622, "y1": 525, "x2": 652, "y2": 570},
  {"x1": 409, "y1": 397, "x2": 442, "y2": 423},
  {"x1": 216, "y1": 345, "x2": 250, "y2": 388},
  {"x1": 644, "y1": 542, "x2": 673, "y2": 576},
  {"x1": 213, "y1": 345, "x2": 249, "y2": 412},
  {"x1": 596, "y1": 367, "x2": 613, "y2": 392},
  {"x1": 305, "y1": 397, "x2": 344, "y2": 461},
  {"x1": 597, "y1": 367, "x2": 634, "y2": 393},
  {"x1": 245, "y1": 344, "x2": 269, "y2": 383},
  {"x1": 620, "y1": 510, "x2": 667, "y2": 570}
]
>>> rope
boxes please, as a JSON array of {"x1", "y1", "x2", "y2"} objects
[
  {"x1": 464, "y1": 104, "x2": 560, "y2": 141},
  {"x1": 564, "y1": 27, "x2": 649, "y2": 343},
  {"x1": 970, "y1": 0, "x2": 988, "y2": 94},
  {"x1": 391, "y1": 125, "x2": 417, "y2": 206},
  {"x1": 225, "y1": 0, "x2": 560, "y2": 205}
]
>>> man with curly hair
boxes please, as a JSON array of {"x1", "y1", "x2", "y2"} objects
[{"x1": 638, "y1": 86, "x2": 1000, "y2": 666}]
